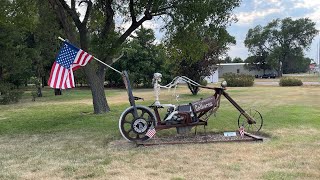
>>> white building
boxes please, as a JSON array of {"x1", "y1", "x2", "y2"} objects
[{"x1": 205, "y1": 63, "x2": 277, "y2": 82}]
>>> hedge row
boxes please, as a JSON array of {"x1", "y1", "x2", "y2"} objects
[
  {"x1": 223, "y1": 73, "x2": 254, "y2": 87},
  {"x1": 279, "y1": 77, "x2": 303, "y2": 86}
]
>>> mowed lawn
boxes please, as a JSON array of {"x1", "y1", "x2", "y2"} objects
[{"x1": 0, "y1": 83, "x2": 319, "y2": 179}]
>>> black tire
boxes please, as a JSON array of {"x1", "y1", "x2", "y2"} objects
[
  {"x1": 119, "y1": 105, "x2": 156, "y2": 142},
  {"x1": 238, "y1": 109, "x2": 263, "y2": 133}
]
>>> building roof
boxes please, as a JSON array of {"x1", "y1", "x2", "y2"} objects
[{"x1": 218, "y1": 63, "x2": 246, "y2": 66}]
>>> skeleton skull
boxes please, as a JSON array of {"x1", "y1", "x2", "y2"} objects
[{"x1": 153, "y1": 73, "x2": 162, "y2": 83}]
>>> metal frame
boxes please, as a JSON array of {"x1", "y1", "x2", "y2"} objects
[{"x1": 120, "y1": 71, "x2": 263, "y2": 142}]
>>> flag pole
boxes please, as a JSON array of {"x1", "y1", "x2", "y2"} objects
[{"x1": 58, "y1": 37, "x2": 122, "y2": 75}]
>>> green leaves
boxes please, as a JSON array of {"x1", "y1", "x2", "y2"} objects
[
  {"x1": 105, "y1": 27, "x2": 166, "y2": 87},
  {"x1": 245, "y1": 17, "x2": 319, "y2": 75}
]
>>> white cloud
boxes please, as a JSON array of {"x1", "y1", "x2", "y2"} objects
[
  {"x1": 235, "y1": 0, "x2": 284, "y2": 26},
  {"x1": 293, "y1": 0, "x2": 320, "y2": 9},
  {"x1": 236, "y1": 8, "x2": 282, "y2": 25},
  {"x1": 254, "y1": 0, "x2": 282, "y2": 8},
  {"x1": 288, "y1": 0, "x2": 320, "y2": 30},
  {"x1": 227, "y1": 43, "x2": 248, "y2": 60},
  {"x1": 116, "y1": 18, "x2": 161, "y2": 34}
]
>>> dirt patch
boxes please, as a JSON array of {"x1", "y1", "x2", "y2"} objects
[{"x1": 109, "y1": 132, "x2": 264, "y2": 148}]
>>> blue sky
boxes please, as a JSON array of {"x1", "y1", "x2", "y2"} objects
[{"x1": 226, "y1": 0, "x2": 320, "y2": 63}]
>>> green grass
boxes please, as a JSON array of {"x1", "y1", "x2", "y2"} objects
[
  {"x1": 22, "y1": 87, "x2": 126, "y2": 102},
  {"x1": 0, "y1": 86, "x2": 320, "y2": 179}
]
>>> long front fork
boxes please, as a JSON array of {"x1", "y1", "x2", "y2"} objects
[
  {"x1": 222, "y1": 91, "x2": 256, "y2": 124},
  {"x1": 122, "y1": 71, "x2": 138, "y2": 118}
]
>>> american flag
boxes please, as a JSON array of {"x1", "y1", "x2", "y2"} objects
[
  {"x1": 48, "y1": 42, "x2": 93, "y2": 89},
  {"x1": 146, "y1": 127, "x2": 156, "y2": 138},
  {"x1": 239, "y1": 124, "x2": 245, "y2": 137}
]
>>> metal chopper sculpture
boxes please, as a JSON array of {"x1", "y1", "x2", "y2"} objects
[{"x1": 119, "y1": 72, "x2": 263, "y2": 142}]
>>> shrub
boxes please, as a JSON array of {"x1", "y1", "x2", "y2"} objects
[
  {"x1": 200, "y1": 79, "x2": 208, "y2": 86},
  {"x1": 279, "y1": 77, "x2": 303, "y2": 86},
  {"x1": 223, "y1": 73, "x2": 254, "y2": 87},
  {"x1": 0, "y1": 83, "x2": 24, "y2": 104}
]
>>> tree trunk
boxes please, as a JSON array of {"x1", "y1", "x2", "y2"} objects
[
  {"x1": 0, "y1": 66, "x2": 2, "y2": 81},
  {"x1": 278, "y1": 58, "x2": 284, "y2": 77},
  {"x1": 187, "y1": 83, "x2": 200, "y2": 95},
  {"x1": 54, "y1": 89, "x2": 62, "y2": 95},
  {"x1": 37, "y1": 87, "x2": 42, "y2": 97},
  {"x1": 41, "y1": 76, "x2": 46, "y2": 88},
  {"x1": 83, "y1": 64, "x2": 110, "y2": 113},
  {"x1": 79, "y1": 29, "x2": 110, "y2": 113}
]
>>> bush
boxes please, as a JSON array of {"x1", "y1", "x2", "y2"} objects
[
  {"x1": 0, "y1": 83, "x2": 24, "y2": 104},
  {"x1": 279, "y1": 77, "x2": 303, "y2": 86},
  {"x1": 200, "y1": 79, "x2": 208, "y2": 86},
  {"x1": 223, "y1": 73, "x2": 254, "y2": 87}
]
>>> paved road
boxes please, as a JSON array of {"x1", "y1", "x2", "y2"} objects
[{"x1": 255, "y1": 81, "x2": 320, "y2": 86}]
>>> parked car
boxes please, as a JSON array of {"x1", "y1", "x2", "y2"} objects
[{"x1": 261, "y1": 73, "x2": 276, "y2": 79}]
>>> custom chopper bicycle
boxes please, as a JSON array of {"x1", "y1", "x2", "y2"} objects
[{"x1": 119, "y1": 71, "x2": 263, "y2": 142}]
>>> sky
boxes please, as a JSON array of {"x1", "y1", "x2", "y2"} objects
[
  {"x1": 76, "y1": 0, "x2": 320, "y2": 64},
  {"x1": 224, "y1": 0, "x2": 320, "y2": 63},
  {"x1": 139, "y1": 0, "x2": 320, "y2": 64}
]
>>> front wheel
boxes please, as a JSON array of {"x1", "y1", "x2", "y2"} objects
[
  {"x1": 119, "y1": 105, "x2": 156, "y2": 142},
  {"x1": 238, "y1": 109, "x2": 263, "y2": 133}
]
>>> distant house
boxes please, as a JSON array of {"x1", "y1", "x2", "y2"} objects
[
  {"x1": 309, "y1": 63, "x2": 319, "y2": 73},
  {"x1": 310, "y1": 63, "x2": 316, "y2": 71},
  {"x1": 205, "y1": 63, "x2": 277, "y2": 82}
]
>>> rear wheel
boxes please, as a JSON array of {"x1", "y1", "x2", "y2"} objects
[
  {"x1": 119, "y1": 106, "x2": 156, "y2": 142},
  {"x1": 238, "y1": 109, "x2": 263, "y2": 133}
]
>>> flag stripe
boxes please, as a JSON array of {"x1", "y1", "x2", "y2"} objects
[
  {"x1": 78, "y1": 51, "x2": 86, "y2": 65},
  {"x1": 53, "y1": 65, "x2": 62, "y2": 88},
  {"x1": 74, "y1": 50, "x2": 83, "y2": 64},
  {"x1": 146, "y1": 128, "x2": 156, "y2": 138},
  {"x1": 74, "y1": 53, "x2": 83, "y2": 67},
  {"x1": 48, "y1": 62, "x2": 56, "y2": 86},
  {"x1": 59, "y1": 67, "x2": 66, "y2": 88},
  {"x1": 49, "y1": 63, "x2": 59, "y2": 88}
]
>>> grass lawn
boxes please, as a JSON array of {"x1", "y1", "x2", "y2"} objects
[{"x1": 0, "y1": 85, "x2": 319, "y2": 180}]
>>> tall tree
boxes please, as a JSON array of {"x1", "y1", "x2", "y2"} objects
[
  {"x1": 49, "y1": 0, "x2": 240, "y2": 113},
  {"x1": 166, "y1": 27, "x2": 236, "y2": 94},
  {"x1": 0, "y1": 0, "x2": 38, "y2": 87},
  {"x1": 34, "y1": 0, "x2": 63, "y2": 88},
  {"x1": 232, "y1": 57, "x2": 243, "y2": 63},
  {"x1": 244, "y1": 55, "x2": 271, "y2": 74},
  {"x1": 106, "y1": 26, "x2": 166, "y2": 88},
  {"x1": 223, "y1": 56, "x2": 232, "y2": 63},
  {"x1": 245, "y1": 17, "x2": 318, "y2": 76}
]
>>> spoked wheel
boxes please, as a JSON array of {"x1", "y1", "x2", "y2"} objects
[
  {"x1": 119, "y1": 105, "x2": 156, "y2": 142},
  {"x1": 238, "y1": 109, "x2": 263, "y2": 133}
]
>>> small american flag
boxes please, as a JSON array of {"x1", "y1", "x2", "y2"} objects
[
  {"x1": 146, "y1": 127, "x2": 156, "y2": 138},
  {"x1": 239, "y1": 124, "x2": 245, "y2": 137},
  {"x1": 48, "y1": 42, "x2": 93, "y2": 89}
]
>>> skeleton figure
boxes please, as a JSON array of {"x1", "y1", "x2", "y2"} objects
[
  {"x1": 152, "y1": 73, "x2": 163, "y2": 105},
  {"x1": 152, "y1": 73, "x2": 201, "y2": 105}
]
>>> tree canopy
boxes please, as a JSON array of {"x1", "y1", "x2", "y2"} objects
[
  {"x1": 106, "y1": 26, "x2": 166, "y2": 88},
  {"x1": 48, "y1": 0, "x2": 241, "y2": 113},
  {"x1": 166, "y1": 26, "x2": 236, "y2": 94},
  {"x1": 244, "y1": 17, "x2": 318, "y2": 76},
  {"x1": 0, "y1": 0, "x2": 40, "y2": 87}
]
